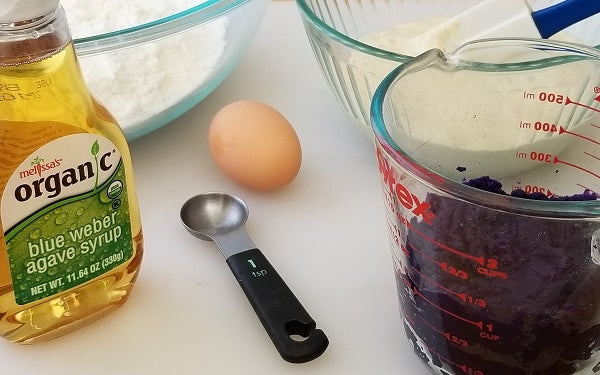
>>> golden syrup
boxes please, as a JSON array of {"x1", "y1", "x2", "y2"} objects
[{"x1": 0, "y1": 11, "x2": 143, "y2": 343}]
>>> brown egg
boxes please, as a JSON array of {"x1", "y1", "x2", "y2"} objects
[{"x1": 208, "y1": 100, "x2": 302, "y2": 191}]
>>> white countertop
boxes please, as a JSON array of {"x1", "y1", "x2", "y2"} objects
[{"x1": 0, "y1": 2, "x2": 428, "y2": 374}]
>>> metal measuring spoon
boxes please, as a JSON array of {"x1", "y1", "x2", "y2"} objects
[{"x1": 180, "y1": 192, "x2": 329, "y2": 363}]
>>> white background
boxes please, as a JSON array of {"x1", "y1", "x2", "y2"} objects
[{"x1": 0, "y1": 2, "x2": 429, "y2": 374}]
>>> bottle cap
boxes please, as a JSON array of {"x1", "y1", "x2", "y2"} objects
[{"x1": 0, "y1": 0, "x2": 60, "y2": 24}]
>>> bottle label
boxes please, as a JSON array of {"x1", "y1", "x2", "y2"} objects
[{"x1": 1, "y1": 134, "x2": 134, "y2": 305}]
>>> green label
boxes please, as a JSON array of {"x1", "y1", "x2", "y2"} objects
[
  {"x1": 2, "y1": 135, "x2": 134, "y2": 305},
  {"x1": 5, "y1": 162, "x2": 132, "y2": 305}
]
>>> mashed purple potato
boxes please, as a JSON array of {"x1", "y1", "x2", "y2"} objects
[
  {"x1": 399, "y1": 177, "x2": 600, "y2": 374},
  {"x1": 463, "y1": 176, "x2": 599, "y2": 201}
]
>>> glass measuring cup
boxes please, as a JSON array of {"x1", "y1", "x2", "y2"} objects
[{"x1": 371, "y1": 39, "x2": 600, "y2": 375}]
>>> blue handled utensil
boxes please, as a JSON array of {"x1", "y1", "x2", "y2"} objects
[{"x1": 411, "y1": 0, "x2": 600, "y2": 53}]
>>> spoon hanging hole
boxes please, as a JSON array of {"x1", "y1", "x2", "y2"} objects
[{"x1": 285, "y1": 320, "x2": 314, "y2": 342}]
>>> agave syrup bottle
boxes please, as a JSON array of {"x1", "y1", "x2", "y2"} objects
[{"x1": 0, "y1": 0, "x2": 143, "y2": 343}]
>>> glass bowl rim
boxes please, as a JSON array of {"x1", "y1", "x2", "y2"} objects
[
  {"x1": 72, "y1": 0, "x2": 253, "y2": 56},
  {"x1": 295, "y1": 0, "x2": 600, "y2": 62},
  {"x1": 295, "y1": 0, "x2": 414, "y2": 63}
]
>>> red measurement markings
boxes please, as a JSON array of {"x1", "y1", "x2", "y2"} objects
[
  {"x1": 402, "y1": 273, "x2": 498, "y2": 340},
  {"x1": 566, "y1": 96, "x2": 600, "y2": 113},
  {"x1": 516, "y1": 185, "x2": 553, "y2": 197},
  {"x1": 476, "y1": 265, "x2": 507, "y2": 280},
  {"x1": 395, "y1": 210, "x2": 412, "y2": 229},
  {"x1": 408, "y1": 279, "x2": 484, "y2": 330},
  {"x1": 400, "y1": 244, "x2": 410, "y2": 257},
  {"x1": 408, "y1": 243, "x2": 469, "y2": 280},
  {"x1": 554, "y1": 155, "x2": 600, "y2": 180},
  {"x1": 585, "y1": 152, "x2": 600, "y2": 162},
  {"x1": 408, "y1": 228, "x2": 506, "y2": 279},
  {"x1": 576, "y1": 183, "x2": 597, "y2": 195},
  {"x1": 550, "y1": 119, "x2": 600, "y2": 181},
  {"x1": 413, "y1": 312, "x2": 470, "y2": 347},
  {"x1": 409, "y1": 225, "x2": 485, "y2": 266},
  {"x1": 392, "y1": 248, "x2": 404, "y2": 268},
  {"x1": 388, "y1": 221, "x2": 403, "y2": 249},
  {"x1": 427, "y1": 346, "x2": 485, "y2": 375},
  {"x1": 456, "y1": 364, "x2": 485, "y2": 375},
  {"x1": 559, "y1": 126, "x2": 600, "y2": 147},
  {"x1": 410, "y1": 266, "x2": 487, "y2": 308}
]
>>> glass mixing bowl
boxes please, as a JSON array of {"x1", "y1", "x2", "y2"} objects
[
  {"x1": 296, "y1": 0, "x2": 600, "y2": 140},
  {"x1": 65, "y1": 0, "x2": 269, "y2": 140}
]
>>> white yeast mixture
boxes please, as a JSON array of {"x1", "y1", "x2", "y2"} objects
[
  {"x1": 353, "y1": 17, "x2": 599, "y2": 180},
  {"x1": 351, "y1": 16, "x2": 579, "y2": 82},
  {"x1": 346, "y1": 16, "x2": 583, "y2": 140},
  {"x1": 60, "y1": 0, "x2": 227, "y2": 135}
]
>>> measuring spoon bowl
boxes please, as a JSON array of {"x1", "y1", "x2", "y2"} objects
[
  {"x1": 180, "y1": 192, "x2": 329, "y2": 363},
  {"x1": 180, "y1": 192, "x2": 248, "y2": 241}
]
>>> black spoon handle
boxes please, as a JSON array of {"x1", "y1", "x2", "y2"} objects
[{"x1": 226, "y1": 248, "x2": 329, "y2": 363}]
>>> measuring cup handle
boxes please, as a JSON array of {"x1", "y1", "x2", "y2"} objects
[{"x1": 226, "y1": 248, "x2": 329, "y2": 363}]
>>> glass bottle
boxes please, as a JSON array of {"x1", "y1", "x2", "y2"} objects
[{"x1": 0, "y1": 0, "x2": 144, "y2": 343}]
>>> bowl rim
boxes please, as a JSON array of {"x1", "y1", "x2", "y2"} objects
[
  {"x1": 295, "y1": 0, "x2": 413, "y2": 63},
  {"x1": 72, "y1": 0, "x2": 251, "y2": 56},
  {"x1": 295, "y1": 0, "x2": 600, "y2": 62}
]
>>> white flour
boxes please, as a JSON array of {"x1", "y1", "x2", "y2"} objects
[{"x1": 60, "y1": 0, "x2": 227, "y2": 136}]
